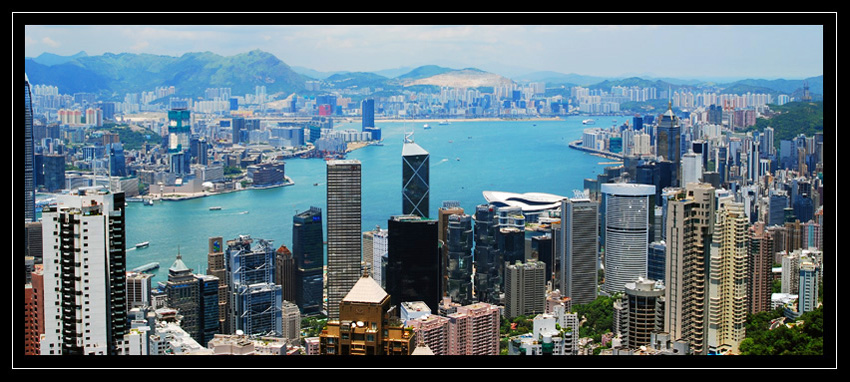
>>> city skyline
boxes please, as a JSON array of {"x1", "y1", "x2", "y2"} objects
[{"x1": 22, "y1": 21, "x2": 826, "y2": 81}]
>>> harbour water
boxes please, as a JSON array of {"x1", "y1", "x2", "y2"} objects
[{"x1": 125, "y1": 116, "x2": 620, "y2": 283}]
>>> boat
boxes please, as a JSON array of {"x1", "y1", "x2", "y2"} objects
[
  {"x1": 423, "y1": 124, "x2": 431, "y2": 129},
  {"x1": 439, "y1": 120, "x2": 450, "y2": 125},
  {"x1": 135, "y1": 241, "x2": 150, "y2": 249},
  {"x1": 582, "y1": 119, "x2": 595, "y2": 125},
  {"x1": 314, "y1": 183, "x2": 319, "y2": 186},
  {"x1": 144, "y1": 199, "x2": 154, "y2": 206},
  {"x1": 210, "y1": 206, "x2": 222, "y2": 211},
  {"x1": 456, "y1": 157, "x2": 461, "y2": 161},
  {"x1": 239, "y1": 211, "x2": 249, "y2": 215},
  {"x1": 132, "y1": 262, "x2": 160, "y2": 273},
  {"x1": 448, "y1": 140, "x2": 453, "y2": 143}
]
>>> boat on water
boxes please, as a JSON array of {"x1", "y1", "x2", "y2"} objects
[
  {"x1": 239, "y1": 211, "x2": 249, "y2": 215},
  {"x1": 132, "y1": 262, "x2": 160, "y2": 273},
  {"x1": 144, "y1": 199, "x2": 154, "y2": 206},
  {"x1": 582, "y1": 119, "x2": 595, "y2": 125},
  {"x1": 439, "y1": 120, "x2": 450, "y2": 125},
  {"x1": 423, "y1": 124, "x2": 431, "y2": 129},
  {"x1": 135, "y1": 241, "x2": 150, "y2": 249},
  {"x1": 314, "y1": 183, "x2": 319, "y2": 186},
  {"x1": 456, "y1": 157, "x2": 461, "y2": 161},
  {"x1": 210, "y1": 206, "x2": 222, "y2": 211}
]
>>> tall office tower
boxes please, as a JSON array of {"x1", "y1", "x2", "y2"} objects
[
  {"x1": 768, "y1": 192, "x2": 789, "y2": 227},
  {"x1": 196, "y1": 274, "x2": 221, "y2": 346},
  {"x1": 748, "y1": 222, "x2": 774, "y2": 315},
  {"x1": 319, "y1": 275, "x2": 413, "y2": 355},
  {"x1": 225, "y1": 235, "x2": 282, "y2": 336},
  {"x1": 446, "y1": 213, "x2": 474, "y2": 306},
  {"x1": 167, "y1": 107, "x2": 191, "y2": 151},
  {"x1": 681, "y1": 149, "x2": 703, "y2": 186},
  {"x1": 165, "y1": 251, "x2": 201, "y2": 343},
  {"x1": 622, "y1": 278, "x2": 665, "y2": 349},
  {"x1": 647, "y1": 241, "x2": 667, "y2": 284},
  {"x1": 438, "y1": 201, "x2": 464, "y2": 298},
  {"x1": 387, "y1": 215, "x2": 440, "y2": 311},
  {"x1": 326, "y1": 160, "x2": 362, "y2": 320},
  {"x1": 601, "y1": 183, "x2": 655, "y2": 295},
  {"x1": 473, "y1": 204, "x2": 499, "y2": 304},
  {"x1": 402, "y1": 133, "x2": 430, "y2": 218},
  {"x1": 447, "y1": 302, "x2": 501, "y2": 355},
  {"x1": 656, "y1": 104, "x2": 682, "y2": 186},
  {"x1": 275, "y1": 245, "x2": 297, "y2": 304},
  {"x1": 797, "y1": 255, "x2": 820, "y2": 314},
  {"x1": 496, "y1": 206, "x2": 526, "y2": 265},
  {"x1": 25, "y1": 221, "x2": 43, "y2": 262},
  {"x1": 292, "y1": 207, "x2": 324, "y2": 315},
  {"x1": 371, "y1": 227, "x2": 389, "y2": 288},
  {"x1": 206, "y1": 237, "x2": 228, "y2": 333},
  {"x1": 25, "y1": 74, "x2": 35, "y2": 223},
  {"x1": 664, "y1": 183, "x2": 715, "y2": 355},
  {"x1": 532, "y1": 234, "x2": 554, "y2": 286},
  {"x1": 40, "y1": 189, "x2": 128, "y2": 355},
  {"x1": 708, "y1": 202, "x2": 749, "y2": 354},
  {"x1": 361, "y1": 98, "x2": 375, "y2": 129},
  {"x1": 558, "y1": 197, "x2": 599, "y2": 305},
  {"x1": 504, "y1": 260, "x2": 546, "y2": 319},
  {"x1": 362, "y1": 229, "x2": 375, "y2": 275}
]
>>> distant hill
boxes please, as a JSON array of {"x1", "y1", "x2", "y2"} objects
[
  {"x1": 750, "y1": 101, "x2": 823, "y2": 149},
  {"x1": 31, "y1": 51, "x2": 89, "y2": 66},
  {"x1": 720, "y1": 75, "x2": 823, "y2": 96},
  {"x1": 401, "y1": 68, "x2": 514, "y2": 89},
  {"x1": 24, "y1": 49, "x2": 308, "y2": 100},
  {"x1": 393, "y1": 65, "x2": 456, "y2": 81},
  {"x1": 325, "y1": 72, "x2": 391, "y2": 90},
  {"x1": 514, "y1": 71, "x2": 608, "y2": 87}
]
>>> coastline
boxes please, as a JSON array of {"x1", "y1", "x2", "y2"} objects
[{"x1": 150, "y1": 176, "x2": 295, "y2": 202}]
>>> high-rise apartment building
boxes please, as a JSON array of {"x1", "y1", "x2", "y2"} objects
[
  {"x1": 664, "y1": 183, "x2": 715, "y2": 355},
  {"x1": 402, "y1": 133, "x2": 430, "y2": 218},
  {"x1": 326, "y1": 160, "x2": 362, "y2": 320},
  {"x1": 293, "y1": 207, "x2": 324, "y2": 315},
  {"x1": 621, "y1": 278, "x2": 665, "y2": 350},
  {"x1": 708, "y1": 202, "x2": 748, "y2": 354},
  {"x1": 387, "y1": 215, "x2": 440, "y2": 311},
  {"x1": 504, "y1": 260, "x2": 546, "y2": 319},
  {"x1": 24, "y1": 265, "x2": 44, "y2": 355},
  {"x1": 447, "y1": 302, "x2": 500, "y2": 355},
  {"x1": 40, "y1": 189, "x2": 128, "y2": 355},
  {"x1": 601, "y1": 183, "x2": 655, "y2": 295},
  {"x1": 797, "y1": 255, "x2": 820, "y2": 314},
  {"x1": 748, "y1": 222, "x2": 774, "y2": 315},
  {"x1": 558, "y1": 197, "x2": 599, "y2": 305}
]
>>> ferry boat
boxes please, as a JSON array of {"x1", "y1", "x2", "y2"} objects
[
  {"x1": 135, "y1": 241, "x2": 150, "y2": 249},
  {"x1": 209, "y1": 206, "x2": 222, "y2": 211},
  {"x1": 423, "y1": 124, "x2": 431, "y2": 129},
  {"x1": 582, "y1": 119, "x2": 595, "y2": 125}
]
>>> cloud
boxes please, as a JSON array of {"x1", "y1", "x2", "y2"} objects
[{"x1": 41, "y1": 37, "x2": 60, "y2": 48}]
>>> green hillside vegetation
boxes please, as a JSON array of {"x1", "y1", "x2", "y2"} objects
[
  {"x1": 749, "y1": 101, "x2": 823, "y2": 149},
  {"x1": 738, "y1": 306, "x2": 823, "y2": 355},
  {"x1": 573, "y1": 295, "x2": 616, "y2": 343},
  {"x1": 96, "y1": 123, "x2": 162, "y2": 151}
]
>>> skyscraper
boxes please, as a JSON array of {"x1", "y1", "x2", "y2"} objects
[
  {"x1": 293, "y1": 207, "x2": 324, "y2": 315},
  {"x1": 797, "y1": 255, "x2": 820, "y2": 314},
  {"x1": 748, "y1": 222, "x2": 774, "y2": 315},
  {"x1": 196, "y1": 274, "x2": 221, "y2": 346},
  {"x1": 708, "y1": 201, "x2": 748, "y2": 354},
  {"x1": 601, "y1": 183, "x2": 655, "y2": 295},
  {"x1": 275, "y1": 244, "x2": 297, "y2": 304},
  {"x1": 225, "y1": 235, "x2": 282, "y2": 336},
  {"x1": 207, "y1": 237, "x2": 228, "y2": 334},
  {"x1": 445, "y1": 213, "x2": 474, "y2": 306},
  {"x1": 504, "y1": 260, "x2": 546, "y2": 319},
  {"x1": 438, "y1": 201, "x2": 464, "y2": 298},
  {"x1": 558, "y1": 197, "x2": 599, "y2": 305},
  {"x1": 622, "y1": 278, "x2": 665, "y2": 349},
  {"x1": 664, "y1": 183, "x2": 715, "y2": 355},
  {"x1": 361, "y1": 98, "x2": 375, "y2": 129},
  {"x1": 166, "y1": 250, "x2": 201, "y2": 343},
  {"x1": 326, "y1": 160, "x2": 362, "y2": 320},
  {"x1": 387, "y1": 215, "x2": 440, "y2": 311},
  {"x1": 40, "y1": 189, "x2": 128, "y2": 355},
  {"x1": 25, "y1": 74, "x2": 35, "y2": 223},
  {"x1": 656, "y1": 104, "x2": 682, "y2": 187},
  {"x1": 473, "y1": 204, "x2": 499, "y2": 304},
  {"x1": 402, "y1": 133, "x2": 430, "y2": 218}
]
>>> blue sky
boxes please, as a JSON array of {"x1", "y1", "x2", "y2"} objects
[{"x1": 23, "y1": 24, "x2": 825, "y2": 81}]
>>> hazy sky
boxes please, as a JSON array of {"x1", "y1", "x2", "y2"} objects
[{"x1": 22, "y1": 23, "x2": 826, "y2": 81}]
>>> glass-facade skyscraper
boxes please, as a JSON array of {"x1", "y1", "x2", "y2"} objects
[
  {"x1": 656, "y1": 104, "x2": 682, "y2": 187},
  {"x1": 293, "y1": 207, "x2": 324, "y2": 315},
  {"x1": 225, "y1": 235, "x2": 282, "y2": 336},
  {"x1": 445, "y1": 213, "x2": 473, "y2": 306},
  {"x1": 25, "y1": 74, "x2": 35, "y2": 223},
  {"x1": 387, "y1": 215, "x2": 440, "y2": 311},
  {"x1": 601, "y1": 183, "x2": 655, "y2": 296},
  {"x1": 402, "y1": 133, "x2": 430, "y2": 218}
]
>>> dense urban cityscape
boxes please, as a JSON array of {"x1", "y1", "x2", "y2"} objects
[{"x1": 18, "y1": 23, "x2": 829, "y2": 370}]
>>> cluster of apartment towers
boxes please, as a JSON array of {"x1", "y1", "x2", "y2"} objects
[{"x1": 24, "y1": 104, "x2": 822, "y2": 357}]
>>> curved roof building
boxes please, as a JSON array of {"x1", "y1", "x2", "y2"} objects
[{"x1": 482, "y1": 191, "x2": 567, "y2": 213}]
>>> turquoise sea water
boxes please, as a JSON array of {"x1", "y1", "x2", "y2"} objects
[{"x1": 125, "y1": 116, "x2": 620, "y2": 283}]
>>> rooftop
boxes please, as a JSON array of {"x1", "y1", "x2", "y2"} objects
[{"x1": 342, "y1": 275, "x2": 388, "y2": 304}]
